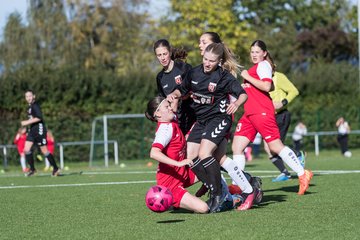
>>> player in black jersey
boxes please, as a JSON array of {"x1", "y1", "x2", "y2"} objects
[
  {"x1": 21, "y1": 90, "x2": 60, "y2": 176},
  {"x1": 154, "y1": 39, "x2": 195, "y2": 135},
  {"x1": 195, "y1": 32, "x2": 260, "y2": 211},
  {"x1": 167, "y1": 43, "x2": 248, "y2": 213}
]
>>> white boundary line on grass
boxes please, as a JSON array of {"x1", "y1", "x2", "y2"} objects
[{"x1": 0, "y1": 170, "x2": 359, "y2": 190}]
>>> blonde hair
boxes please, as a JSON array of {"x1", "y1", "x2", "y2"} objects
[
  {"x1": 201, "y1": 32, "x2": 242, "y2": 77},
  {"x1": 205, "y1": 43, "x2": 242, "y2": 77}
]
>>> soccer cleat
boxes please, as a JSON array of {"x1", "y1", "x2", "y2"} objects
[
  {"x1": 26, "y1": 170, "x2": 37, "y2": 177},
  {"x1": 272, "y1": 173, "x2": 291, "y2": 182},
  {"x1": 22, "y1": 168, "x2": 30, "y2": 173},
  {"x1": 36, "y1": 154, "x2": 43, "y2": 161},
  {"x1": 52, "y1": 168, "x2": 61, "y2": 177},
  {"x1": 195, "y1": 184, "x2": 209, "y2": 197},
  {"x1": 298, "y1": 169, "x2": 313, "y2": 195},
  {"x1": 237, "y1": 191, "x2": 255, "y2": 211},
  {"x1": 251, "y1": 177, "x2": 263, "y2": 205},
  {"x1": 43, "y1": 166, "x2": 50, "y2": 172},
  {"x1": 298, "y1": 151, "x2": 306, "y2": 167},
  {"x1": 209, "y1": 194, "x2": 226, "y2": 213}
]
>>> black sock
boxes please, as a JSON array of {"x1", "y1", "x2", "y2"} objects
[
  {"x1": 271, "y1": 156, "x2": 290, "y2": 176},
  {"x1": 190, "y1": 157, "x2": 209, "y2": 187},
  {"x1": 25, "y1": 151, "x2": 35, "y2": 171},
  {"x1": 202, "y1": 157, "x2": 222, "y2": 196},
  {"x1": 45, "y1": 153, "x2": 58, "y2": 170}
]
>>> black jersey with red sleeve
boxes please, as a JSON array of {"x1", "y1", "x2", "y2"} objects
[{"x1": 180, "y1": 64, "x2": 245, "y2": 122}]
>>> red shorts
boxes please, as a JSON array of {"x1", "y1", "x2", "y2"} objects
[
  {"x1": 234, "y1": 113, "x2": 280, "y2": 143},
  {"x1": 156, "y1": 166, "x2": 196, "y2": 208}
]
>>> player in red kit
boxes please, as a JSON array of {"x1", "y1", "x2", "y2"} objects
[
  {"x1": 13, "y1": 127, "x2": 29, "y2": 173},
  {"x1": 232, "y1": 40, "x2": 313, "y2": 195}
]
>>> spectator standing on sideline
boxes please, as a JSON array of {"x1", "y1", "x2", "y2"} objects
[
  {"x1": 336, "y1": 117, "x2": 351, "y2": 157},
  {"x1": 292, "y1": 121, "x2": 307, "y2": 153},
  {"x1": 13, "y1": 127, "x2": 29, "y2": 173}
]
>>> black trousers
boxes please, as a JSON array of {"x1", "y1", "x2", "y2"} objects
[{"x1": 337, "y1": 134, "x2": 349, "y2": 154}]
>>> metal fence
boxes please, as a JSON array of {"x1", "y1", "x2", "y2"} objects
[
  {"x1": 1, "y1": 140, "x2": 119, "y2": 169},
  {"x1": 1, "y1": 130, "x2": 359, "y2": 169}
]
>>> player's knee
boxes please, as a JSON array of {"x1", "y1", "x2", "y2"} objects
[
  {"x1": 197, "y1": 202, "x2": 209, "y2": 214},
  {"x1": 198, "y1": 151, "x2": 210, "y2": 160}
]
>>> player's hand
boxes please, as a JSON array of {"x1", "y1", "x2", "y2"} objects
[
  {"x1": 178, "y1": 158, "x2": 193, "y2": 167},
  {"x1": 273, "y1": 101, "x2": 283, "y2": 110},
  {"x1": 20, "y1": 121, "x2": 27, "y2": 127},
  {"x1": 226, "y1": 102, "x2": 239, "y2": 115},
  {"x1": 241, "y1": 70, "x2": 250, "y2": 80},
  {"x1": 166, "y1": 94, "x2": 178, "y2": 103}
]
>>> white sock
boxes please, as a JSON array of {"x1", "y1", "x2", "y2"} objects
[
  {"x1": 20, "y1": 156, "x2": 26, "y2": 169},
  {"x1": 222, "y1": 157, "x2": 253, "y2": 194},
  {"x1": 278, "y1": 146, "x2": 305, "y2": 176},
  {"x1": 45, "y1": 158, "x2": 50, "y2": 168},
  {"x1": 233, "y1": 154, "x2": 246, "y2": 171}
]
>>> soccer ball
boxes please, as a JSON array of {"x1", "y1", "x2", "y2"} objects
[{"x1": 145, "y1": 185, "x2": 173, "y2": 213}]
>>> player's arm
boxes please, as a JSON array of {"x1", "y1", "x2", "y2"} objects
[
  {"x1": 241, "y1": 70, "x2": 272, "y2": 92},
  {"x1": 21, "y1": 117, "x2": 41, "y2": 127},
  {"x1": 226, "y1": 78, "x2": 248, "y2": 114},
  {"x1": 150, "y1": 147, "x2": 190, "y2": 167},
  {"x1": 275, "y1": 73, "x2": 299, "y2": 109}
]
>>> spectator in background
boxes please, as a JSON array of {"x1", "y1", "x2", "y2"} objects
[
  {"x1": 336, "y1": 117, "x2": 351, "y2": 157},
  {"x1": 292, "y1": 121, "x2": 307, "y2": 153},
  {"x1": 13, "y1": 127, "x2": 29, "y2": 173}
]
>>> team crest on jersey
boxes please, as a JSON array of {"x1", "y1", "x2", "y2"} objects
[
  {"x1": 175, "y1": 75, "x2": 182, "y2": 85},
  {"x1": 208, "y1": 82, "x2": 217, "y2": 92}
]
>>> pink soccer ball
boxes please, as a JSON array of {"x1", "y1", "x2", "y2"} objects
[{"x1": 145, "y1": 185, "x2": 173, "y2": 213}]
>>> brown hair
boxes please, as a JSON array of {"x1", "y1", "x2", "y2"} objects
[
  {"x1": 153, "y1": 39, "x2": 188, "y2": 62},
  {"x1": 250, "y1": 40, "x2": 276, "y2": 73},
  {"x1": 145, "y1": 96, "x2": 166, "y2": 122}
]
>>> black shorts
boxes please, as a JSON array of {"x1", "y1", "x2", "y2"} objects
[
  {"x1": 275, "y1": 110, "x2": 291, "y2": 142},
  {"x1": 187, "y1": 115, "x2": 232, "y2": 146},
  {"x1": 26, "y1": 123, "x2": 48, "y2": 146}
]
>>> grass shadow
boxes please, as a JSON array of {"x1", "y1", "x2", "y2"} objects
[{"x1": 157, "y1": 219, "x2": 185, "y2": 224}]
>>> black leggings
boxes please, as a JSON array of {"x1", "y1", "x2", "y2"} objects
[{"x1": 337, "y1": 134, "x2": 348, "y2": 154}]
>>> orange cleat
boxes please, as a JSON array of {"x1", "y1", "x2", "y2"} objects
[{"x1": 298, "y1": 169, "x2": 313, "y2": 195}]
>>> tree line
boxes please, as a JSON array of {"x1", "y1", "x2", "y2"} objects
[{"x1": 0, "y1": 0, "x2": 359, "y2": 161}]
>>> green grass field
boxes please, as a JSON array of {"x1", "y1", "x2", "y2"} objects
[{"x1": 1, "y1": 149, "x2": 360, "y2": 240}]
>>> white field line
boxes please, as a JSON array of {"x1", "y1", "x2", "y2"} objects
[{"x1": 0, "y1": 170, "x2": 359, "y2": 190}]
